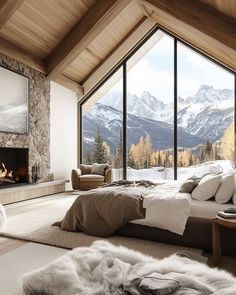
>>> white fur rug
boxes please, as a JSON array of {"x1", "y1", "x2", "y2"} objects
[{"x1": 23, "y1": 241, "x2": 236, "y2": 295}]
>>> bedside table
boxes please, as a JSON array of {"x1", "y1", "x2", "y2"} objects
[{"x1": 212, "y1": 216, "x2": 236, "y2": 266}]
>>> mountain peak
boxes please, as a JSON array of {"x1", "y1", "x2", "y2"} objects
[{"x1": 141, "y1": 91, "x2": 152, "y2": 98}]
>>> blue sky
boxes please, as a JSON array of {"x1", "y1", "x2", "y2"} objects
[{"x1": 126, "y1": 32, "x2": 235, "y2": 103}]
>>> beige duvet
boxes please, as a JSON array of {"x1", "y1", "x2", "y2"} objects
[{"x1": 54, "y1": 188, "x2": 145, "y2": 237}]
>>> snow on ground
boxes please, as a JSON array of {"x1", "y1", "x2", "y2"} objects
[{"x1": 113, "y1": 160, "x2": 235, "y2": 182}]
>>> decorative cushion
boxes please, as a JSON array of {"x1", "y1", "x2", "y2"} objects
[
  {"x1": 215, "y1": 173, "x2": 234, "y2": 204},
  {"x1": 91, "y1": 163, "x2": 108, "y2": 176},
  {"x1": 0, "y1": 204, "x2": 6, "y2": 229},
  {"x1": 191, "y1": 174, "x2": 222, "y2": 201},
  {"x1": 179, "y1": 176, "x2": 201, "y2": 193},
  {"x1": 79, "y1": 174, "x2": 104, "y2": 182},
  {"x1": 80, "y1": 164, "x2": 92, "y2": 175}
]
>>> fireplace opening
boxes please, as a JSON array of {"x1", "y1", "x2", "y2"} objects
[{"x1": 0, "y1": 147, "x2": 28, "y2": 187}]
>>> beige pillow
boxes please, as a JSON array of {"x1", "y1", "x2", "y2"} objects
[
  {"x1": 91, "y1": 163, "x2": 108, "y2": 176},
  {"x1": 191, "y1": 174, "x2": 222, "y2": 201},
  {"x1": 215, "y1": 173, "x2": 234, "y2": 204},
  {"x1": 179, "y1": 176, "x2": 201, "y2": 193},
  {"x1": 80, "y1": 164, "x2": 92, "y2": 175}
]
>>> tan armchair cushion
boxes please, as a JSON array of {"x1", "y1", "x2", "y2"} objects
[
  {"x1": 79, "y1": 174, "x2": 104, "y2": 182},
  {"x1": 80, "y1": 164, "x2": 92, "y2": 175},
  {"x1": 91, "y1": 163, "x2": 108, "y2": 176}
]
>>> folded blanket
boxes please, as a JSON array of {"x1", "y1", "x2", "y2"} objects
[{"x1": 53, "y1": 189, "x2": 145, "y2": 237}]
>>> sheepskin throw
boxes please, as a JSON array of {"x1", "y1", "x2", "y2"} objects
[{"x1": 23, "y1": 241, "x2": 236, "y2": 295}]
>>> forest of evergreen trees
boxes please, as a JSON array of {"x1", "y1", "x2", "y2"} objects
[{"x1": 83, "y1": 122, "x2": 234, "y2": 169}]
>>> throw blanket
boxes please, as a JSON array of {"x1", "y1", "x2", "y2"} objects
[
  {"x1": 54, "y1": 190, "x2": 145, "y2": 237},
  {"x1": 23, "y1": 241, "x2": 236, "y2": 295}
]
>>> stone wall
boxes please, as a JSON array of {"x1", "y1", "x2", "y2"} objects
[{"x1": 0, "y1": 54, "x2": 50, "y2": 183}]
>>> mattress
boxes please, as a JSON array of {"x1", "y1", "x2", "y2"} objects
[{"x1": 190, "y1": 199, "x2": 236, "y2": 219}]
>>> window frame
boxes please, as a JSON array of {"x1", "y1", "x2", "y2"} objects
[{"x1": 79, "y1": 26, "x2": 236, "y2": 180}]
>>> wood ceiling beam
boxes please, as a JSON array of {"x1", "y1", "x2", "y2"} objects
[
  {"x1": 0, "y1": 37, "x2": 83, "y2": 94},
  {"x1": 54, "y1": 75, "x2": 84, "y2": 96},
  {"x1": 0, "y1": 37, "x2": 46, "y2": 73},
  {"x1": 0, "y1": 0, "x2": 25, "y2": 29},
  {"x1": 46, "y1": 0, "x2": 131, "y2": 80},
  {"x1": 137, "y1": 0, "x2": 236, "y2": 70}
]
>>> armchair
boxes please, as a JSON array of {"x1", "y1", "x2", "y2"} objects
[{"x1": 71, "y1": 164, "x2": 112, "y2": 190}]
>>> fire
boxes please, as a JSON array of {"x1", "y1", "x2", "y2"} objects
[{"x1": 0, "y1": 163, "x2": 13, "y2": 179}]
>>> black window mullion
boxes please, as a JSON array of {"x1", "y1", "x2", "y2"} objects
[
  {"x1": 79, "y1": 103, "x2": 83, "y2": 165},
  {"x1": 174, "y1": 38, "x2": 178, "y2": 180},
  {"x1": 234, "y1": 74, "x2": 236, "y2": 164},
  {"x1": 123, "y1": 62, "x2": 127, "y2": 180}
]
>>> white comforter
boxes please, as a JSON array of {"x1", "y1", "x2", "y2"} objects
[{"x1": 130, "y1": 182, "x2": 191, "y2": 235}]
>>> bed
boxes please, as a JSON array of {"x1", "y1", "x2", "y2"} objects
[
  {"x1": 117, "y1": 198, "x2": 236, "y2": 256},
  {"x1": 56, "y1": 177, "x2": 236, "y2": 255}
]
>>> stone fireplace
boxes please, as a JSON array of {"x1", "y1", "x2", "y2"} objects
[
  {"x1": 0, "y1": 54, "x2": 50, "y2": 184},
  {"x1": 0, "y1": 147, "x2": 28, "y2": 187}
]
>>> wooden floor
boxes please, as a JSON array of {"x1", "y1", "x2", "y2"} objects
[
  {"x1": 1, "y1": 235, "x2": 236, "y2": 277},
  {"x1": 0, "y1": 236, "x2": 26, "y2": 256}
]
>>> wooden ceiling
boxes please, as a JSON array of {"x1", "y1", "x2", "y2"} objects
[{"x1": 0, "y1": 0, "x2": 235, "y2": 98}]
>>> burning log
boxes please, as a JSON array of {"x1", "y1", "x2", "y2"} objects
[{"x1": 0, "y1": 162, "x2": 16, "y2": 185}]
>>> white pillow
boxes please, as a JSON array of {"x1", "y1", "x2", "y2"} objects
[
  {"x1": 215, "y1": 173, "x2": 234, "y2": 204},
  {"x1": 191, "y1": 174, "x2": 222, "y2": 201}
]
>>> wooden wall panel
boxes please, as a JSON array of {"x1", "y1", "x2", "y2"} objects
[{"x1": 201, "y1": 0, "x2": 236, "y2": 19}]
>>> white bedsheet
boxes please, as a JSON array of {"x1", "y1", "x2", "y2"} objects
[
  {"x1": 190, "y1": 199, "x2": 236, "y2": 219},
  {"x1": 130, "y1": 182, "x2": 191, "y2": 235},
  {"x1": 129, "y1": 180, "x2": 236, "y2": 235}
]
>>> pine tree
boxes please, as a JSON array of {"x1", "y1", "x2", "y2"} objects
[
  {"x1": 92, "y1": 128, "x2": 106, "y2": 163},
  {"x1": 103, "y1": 141, "x2": 111, "y2": 163},
  {"x1": 82, "y1": 143, "x2": 91, "y2": 164},
  {"x1": 220, "y1": 122, "x2": 234, "y2": 161},
  {"x1": 128, "y1": 144, "x2": 135, "y2": 168},
  {"x1": 114, "y1": 129, "x2": 123, "y2": 168},
  {"x1": 157, "y1": 151, "x2": 162, "y2": 166},
  {"x1": 189, "y1": 151, "x2": 193, "y2": 166},
  {"x1": 144, "y1": 133, "x2": 152, "y2": 168}
]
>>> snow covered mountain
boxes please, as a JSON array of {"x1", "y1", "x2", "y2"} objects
[
  {"x1": 83, "y1": 85, "x2": 233, "y2": 152},
  {"x1": 83, "y1": 103, "x2": 203, "y2": 152}
]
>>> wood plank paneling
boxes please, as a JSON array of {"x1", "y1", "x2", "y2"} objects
[
  {"x1": 0, "y1": 36, "x2": 46, "y2": 73},
  {"x1": 46, "y1": 0, "x2": 131, "y2": 80},
  {"x1": 201, "y1": 0, "x2": 236, "y2": 20},
  {"x1": 0, "y1": 0, "x2": 96, "y2": 59},
  {"x1": 139, "y1": 0, "x2": 236, "y2": 70},
  {"x1": 83, "y1": 17, "x2": 156, "y2": 97},
  {"x1": 0, "y1": 0, "x2": 25, "y2": 29},
  {"x1": 54, "y1": 75, "x2": 83, "y2": 95},
  {"x1": 64, "y1": 1, "x2": 144, "y2": 83}
]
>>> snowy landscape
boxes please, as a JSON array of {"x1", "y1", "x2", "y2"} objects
[
  {"x1": 82, "y1": 84, "x2": 234, "y2": 180},
  {"x1": 0, "y1": 102, "x2": 28, "y2": 134}
]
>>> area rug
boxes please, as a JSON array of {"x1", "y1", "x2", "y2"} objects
[
  {"x1": 0, "y1": 192, "x2": 204, "y2": 259},
  {"x1": 0, "y1": 242, "x2": 68, "y2": 295}
]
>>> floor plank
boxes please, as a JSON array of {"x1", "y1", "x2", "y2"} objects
[{"x1": 0, "y1": 236, "x2": 27, "y2": 256}]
